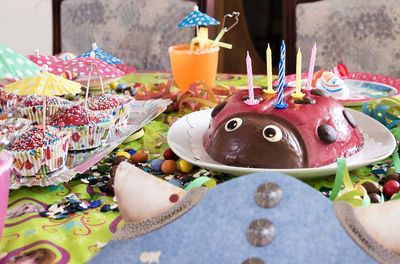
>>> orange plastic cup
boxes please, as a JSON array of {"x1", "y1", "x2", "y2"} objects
[{"x1": 169, "y1": 44, "x2": 219, "y2": 91}]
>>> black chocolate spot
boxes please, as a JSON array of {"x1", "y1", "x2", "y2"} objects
[
  {"x1": 310, "y1": 89, "x2": 328, "y2": 97},
  {"x1": 343, "y1": 109, "x2": 357, "y2": 128},
  {"x1": 317, "y1": 124, "x2": 337, "y2": 144},
  {"x1": 294, "y1": 97, "x2": 316, "y2": 105},
  {"x1": 211, "y1": 101, "x2": 227, "y2": 118}
]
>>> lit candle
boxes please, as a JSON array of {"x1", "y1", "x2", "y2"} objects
[
  {"x1": 291, "y1": 48, "x2": 305, "y2": 99},
  {"x1": 244, "y1": 51, "x2": 259, "y2": 106},
  {"x1": 274, "y1": 40, "x2": 288, "y2": 109},
  {"x1": 264, "y1": 44, "x2": 275, "y2": 95},
  {"x1": 306, "y1": 43, "x2": 317, "y2": 90}
]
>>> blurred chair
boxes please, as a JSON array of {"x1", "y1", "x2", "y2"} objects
[
  {"x1": 53, "y1": 0, "x2": 195, "y2": 71},
  {"x1": 286, "y1": 0, "x2": 400, "y2": 77}
]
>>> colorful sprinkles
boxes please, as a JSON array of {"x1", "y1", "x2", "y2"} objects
[
  {"x1": 7, "y1": 126, "x2": 68, "y2": 151},
  {"x1": 50, "y1": 105, "x2": 108, "y2": 127}
]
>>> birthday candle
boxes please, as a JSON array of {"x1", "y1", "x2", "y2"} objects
[
  {"x1": 291, "y1": 48, "x2": 305, "y2": 99},
  {"x1": 244, "y1": 51, "x2": 259, "y2": 105},
  {"x1": 264, "y1": 44, "x2": 275, "y2": 94},
  {"x1": 296, "y1": 48, "x2": 301, "y2": 92},
  {"x1": 306, "y1": 43, "x2": 317, "y2": 90},
  {"x1": 274, "y1": 40, "x2": 287, "y2": 109}
]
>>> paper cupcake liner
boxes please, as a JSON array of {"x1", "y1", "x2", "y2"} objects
[
  {"x1": 9, "y1": 135, "x2": 70, "y2": 177},
  {"x1": 62, "y1": 120, "x2": 112, "y2": 150},
  {"x1": 16, "y1": 105, "x2": 70, "y2": 124}
]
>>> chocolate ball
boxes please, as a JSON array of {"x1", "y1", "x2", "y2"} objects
[
  {"x1": 163, "y1": 148, "x2": 179, "y2": 160},
  {"x1": 161, "y1": 160, "x2": 177, "y2": 174},
  {"x1": 385, "y1": 173, "x2": 400, "y2": 183},
  {"x1": 110, "y1": 165, "x2": 119, "y2": 179},
  {"x1": 368, "y1": 193, "x2": 381, "y2": 203},
  {"x1": 113, "y1": 156, "x2": 128, "y2": 166},
  {"x1": 361, "y1": 182, "x2": 381, "y2": 195},
  {"x1": 383, "y1": 180, "x2": 400, "y2": 197},
  {"x1": 130, "y1": 151, "x2": 148, "y2": 164}
]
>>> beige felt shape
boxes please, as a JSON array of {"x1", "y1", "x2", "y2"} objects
[
  {"x1": 114, "y1": 161, "x2": 187, "y2": 222},
  {"x1": 354, "y1": 199, "x2": 400, "y2": 255}
]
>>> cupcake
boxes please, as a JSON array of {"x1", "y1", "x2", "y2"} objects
[
  {"x1": 0, "y1": 118, "x2": 31, "y2": 146},
  {"x1": 7, "y1": 126, "x2": 70, "y2": 176},
  {"x1": 86, "y1": 94, "x2": 134, "y2": 126},
  {"x1": 49, "y1": 104, "x2": 112, "y2": 150},
  {"x1": 0, "y1": 88, "x2": 20, "y2": 116},
  {"x1": 15, "y1": 95, "x2": 72, "y2": 124}
]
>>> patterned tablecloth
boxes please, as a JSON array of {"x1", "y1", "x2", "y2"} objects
[{"x1": 0, "y1": 73, "x2": 390, "y2": 263}]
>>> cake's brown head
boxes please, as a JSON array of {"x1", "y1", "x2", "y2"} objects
[{"x1": 207, "y1": 113, "x2": 308, "y2": 169}]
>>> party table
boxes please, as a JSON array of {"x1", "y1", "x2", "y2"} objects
[{"x1": 0, "y1": 72, "x2": 392, "y2": 263}]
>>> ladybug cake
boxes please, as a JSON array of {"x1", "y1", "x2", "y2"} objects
[
  {"x1": 50, "y1": 104, "x2": 112, "y2": 150},
  {"x1": 86, "y1": 94, "x2": 134, "y2": 126},
  {"x1": 15, "y1": 95, "x2": 72, "y2": 124},
  {"x1": 7, "y1": 126, "x2": 69, "y2": 176},
  {"x1": 203, "y1": 88, "x2": 364, "y2": 168}
]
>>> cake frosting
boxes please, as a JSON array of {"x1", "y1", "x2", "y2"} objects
[{"x1": 203, "y1": 88, "x2": 364, "y2": 168}]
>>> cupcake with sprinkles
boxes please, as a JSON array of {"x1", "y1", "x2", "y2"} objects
[
  {"x1": 15, "y1": 95, "x2": 72, "y2": 124},
  {"x1": 49, "y1": 104, "x2": 112, "y2": 150},
  {"x1": 85, "y1": 94, "x2": 134, "y2": 126},
  {"x1": 7, "y1": 126, "x2": 70, "y2": 176}
]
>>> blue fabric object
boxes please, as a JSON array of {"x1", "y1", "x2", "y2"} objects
[
  {"x1": 177, "y1": 7, "x2": 219, "y2": 28},
  {"x1": 78, "y1": 48, "x2": 123, "y2": 65},
  {"x1": 91, "y1": 172, "x2": 375, "y2": 263}
]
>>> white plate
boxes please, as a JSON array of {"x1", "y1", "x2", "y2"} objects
[{"x1": 167, "y1": 109, "x2": 396, "y2": 179}]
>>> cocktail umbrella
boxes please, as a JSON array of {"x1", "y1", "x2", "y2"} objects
[
  {"x1": 63, "y1": 52, "x2": 124, "y2": 99},
  {"x1": 78, "y1": 43, "x2": 123, "y2": 65},
  {"x1": 4, "y1": 65, "x2": 81, "y2": 131},
  {"x1": 177, "y1": 5, "x2": 220, "y2": 28},
  {"x1": 0, "y1": 43, "x2": 40, "y2": 80},
  {"x1": 27, "y1": 49, "x2": 66, "y2": 75},
  {"x1": 177, "y1": 6, "x2": 220, "y2": 50}
]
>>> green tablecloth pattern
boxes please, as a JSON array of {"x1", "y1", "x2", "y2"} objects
[{"x1": 0, "y1": 73, "x2": 391, "y2": 263}]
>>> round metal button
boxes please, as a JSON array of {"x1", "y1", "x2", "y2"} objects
[
  {"x1": 242, "y1": 257, "x2": 265, "y2": 264},
  {"x1": 246, "y1": 218, "x2": 275, "y2": 247},
  {"x1": 255, "y1": 182, "x2": 282, "y2": 208}
]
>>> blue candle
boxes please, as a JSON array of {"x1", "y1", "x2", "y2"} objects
[{"x1": 274, "y1": 40, "x2": 288, "y2": 109}]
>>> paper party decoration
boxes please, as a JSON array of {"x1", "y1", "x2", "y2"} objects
[
  {"x1": 78, "y1": 43, "x2": 123, "y2": 65},
  {"x1": 27, "y1": 50, "x2": 65, "y2": 75},
  {"x1": 0, "y1": 43, "x2": 40, "y2": 80},
  {"x1": 4, "y1": 65, "x2": 82, "y2": 128},
  {"x1": 177, "y1": 5, "x2": 219, "y2": 28}
]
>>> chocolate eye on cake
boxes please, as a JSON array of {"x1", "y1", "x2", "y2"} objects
[{"x1": 203, "y1": 88, "x2": 364, "y2": 169}]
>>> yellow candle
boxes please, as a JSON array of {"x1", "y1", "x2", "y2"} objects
[
  {"x1": 264, "y1": 44, "x2": 276, "y2": 95},
  {"x1": 291, "y1": 48, "x2": 305, "y2": 99}
]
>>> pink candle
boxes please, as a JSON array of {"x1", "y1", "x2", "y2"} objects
[
  {"x1": 306, "y1": 43, "x2": 317, "y2": 90},
  {"x1": 244, "y1": 51, "x2": 259, "y2": 105}
]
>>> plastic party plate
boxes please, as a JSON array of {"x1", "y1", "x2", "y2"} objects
[{"x1": 282, "y1": 72, "x2": 400, "y2": 106}]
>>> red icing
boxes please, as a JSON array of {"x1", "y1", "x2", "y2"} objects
[
  {"x1": 8, "y1": 126, "x2": 68, "y2": 151},
  {"x1": 50, "y1": 105, "x2": 103, "y2": 126},
  {"x1": 203, "y1": 88, "x2": 364, "y2": 168}
]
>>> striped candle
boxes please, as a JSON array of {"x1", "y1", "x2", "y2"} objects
[
  {"x1": 244, "y1": 51, "x2": 259, "y2": 105},
  {"x1": 274, "y1": 40, "x2": 288, "y2": 109}
]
